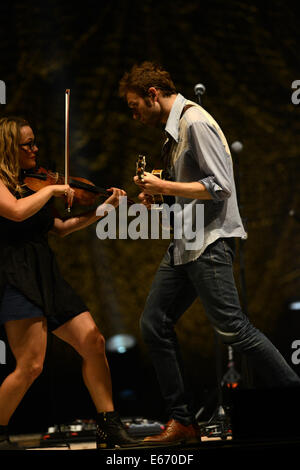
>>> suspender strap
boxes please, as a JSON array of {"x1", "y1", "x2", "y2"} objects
[{"x1": 180, "y1": 104, "x2": 195, "y2": 119}]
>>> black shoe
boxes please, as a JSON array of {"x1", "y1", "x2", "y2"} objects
[
  {"x1": 0, "y1": 425, "x2": 22, "y2": 450},
  {"x1": 96, "y1": 411, "x2": 142, "y2": 449}
]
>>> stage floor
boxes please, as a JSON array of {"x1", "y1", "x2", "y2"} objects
[
  {"x1": 7, "y1": 431, "x2": 300, "y2": 465},
  {"x1": 12, "y1": 433, "x2": 230, "y2": 450}
]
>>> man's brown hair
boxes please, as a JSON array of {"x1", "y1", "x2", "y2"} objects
[{"x1": 119, "y1": 61, "x2": 177, "y2": 98}]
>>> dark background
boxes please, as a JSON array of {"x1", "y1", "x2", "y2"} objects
[{"x1": 0, "y1": 0, "x2": 299, "y2": 433}]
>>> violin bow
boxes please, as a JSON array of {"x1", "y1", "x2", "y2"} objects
[{"x1": 65, "y1": 88, "x2": 71, "y2": 212}]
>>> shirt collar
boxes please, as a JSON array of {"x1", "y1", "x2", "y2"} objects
[{"x1": 164, "y1": 93, "x2": 187, "y2": 143}]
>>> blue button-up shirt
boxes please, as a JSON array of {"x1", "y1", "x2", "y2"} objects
[{"x1": 163, "y1": 93, "x2": 246, "y2": 265}]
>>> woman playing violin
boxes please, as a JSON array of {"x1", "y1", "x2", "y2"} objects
[{"x1": 0, "y1": 116, "x2": 139, "y2": 450}]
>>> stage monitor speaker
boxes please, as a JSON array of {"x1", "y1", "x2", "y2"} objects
[{"x1": 229, "y1": 387, "x2": 300, "y2": 440}]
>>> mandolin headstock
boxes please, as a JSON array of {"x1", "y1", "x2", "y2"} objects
[{"x1": 136, "y1": 154, "x2": 146, "y2": 183}]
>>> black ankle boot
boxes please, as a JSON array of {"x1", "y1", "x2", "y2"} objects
[
  {"x1": 0, "y1": 425, "x2": 21, "y2": 450},
  {"x1": 96, "y1": 411, "x2": 142, "y2": 449}
]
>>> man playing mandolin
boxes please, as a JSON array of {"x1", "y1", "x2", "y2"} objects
[
  {"x1": 119, "y1": 61, "x2": 300, "y2": 445},
  {"x1": 0, "y1": 116, "x2": 141, "y2": 450}
]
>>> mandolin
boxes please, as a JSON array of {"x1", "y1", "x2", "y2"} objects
[{"x1": 135, "y1": 155, "x2": 174, "y2": 205}]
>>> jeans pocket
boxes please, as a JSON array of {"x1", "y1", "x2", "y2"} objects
[
  {"x1": 206, "y1": 238, "x2": 234, "y2": 267},
  {"x1": 222, "y1": 238, "x2": 235, "y2": 263}
]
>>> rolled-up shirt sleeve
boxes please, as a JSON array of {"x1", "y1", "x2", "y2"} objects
[{"x1": 188, "y1": 121, "x2": 232, "y2": 201}]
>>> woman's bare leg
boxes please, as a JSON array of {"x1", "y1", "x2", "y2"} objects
[
  {"x1": 0, "y1": 317, "x2": 47, "y2": 425},
  {"x1": 52, "y1": 311, "x2": 114, "y2": 412}
]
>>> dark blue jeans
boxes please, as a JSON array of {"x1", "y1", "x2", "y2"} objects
[{"x1": 140, "y1": 238, "x2": 300, "y2": 425}]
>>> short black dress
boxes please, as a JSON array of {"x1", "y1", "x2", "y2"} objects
[{"x1": 0, "y1": 186, "x2": 88, "y2": 331}]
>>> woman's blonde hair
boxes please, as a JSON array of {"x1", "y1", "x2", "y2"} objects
[{"x1": 0, "y1": 116, "x2": 29, "y2": 193}]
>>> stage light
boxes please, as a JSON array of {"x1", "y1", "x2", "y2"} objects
[
  {"x1": 288, "y1": 301, "x2": 300, "y2": 311},
  {"x1": 106, "y1": 334, "x2": 137, "y2": 354},
  {"x1": 105, "y1": 334, "x2": 141, "y2": 415}
]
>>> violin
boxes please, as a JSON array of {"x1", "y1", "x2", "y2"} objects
[
  {"x1": 24, "y1": 90, "x2": 134, "y2": 209},
  {"x1": 23, "y1": 166, "x2": 112, "y2": 207}
]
